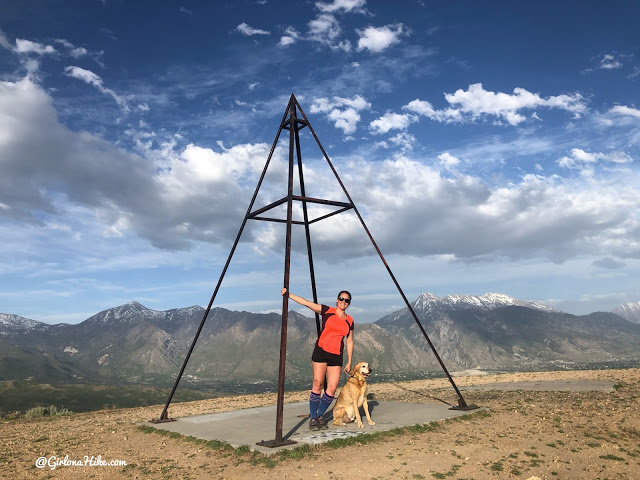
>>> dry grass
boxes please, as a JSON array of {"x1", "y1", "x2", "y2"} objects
[{"x1": 2, "y1": 368, "x2": 639, "y2": 479}]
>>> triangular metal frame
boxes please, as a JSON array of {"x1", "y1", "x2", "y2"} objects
[{"x1": 151, "y1": 94, "x2": 476, "y2": 446}]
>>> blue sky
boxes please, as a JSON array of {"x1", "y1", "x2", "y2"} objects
[{"x1": 1, "y1": 0, "x2": 640, "y2": 324}]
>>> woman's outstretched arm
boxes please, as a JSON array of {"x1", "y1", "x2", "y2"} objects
[{"x1": 281, "y1": 287, "x2": 322, "y2": 314}]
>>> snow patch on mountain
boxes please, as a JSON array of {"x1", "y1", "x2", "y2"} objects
[
  {"x1": 85, "y1": 301, "x2": 165, "y2": 326},
  {"x1": 0, "y1": 313, "x2": 48, "y2": 333},
  {"x1": 612, "y1": 302, "x2": 640, "y2": 324},
  {"x1": 413, "y1": 292, "x2": 558, "y2": 313}
]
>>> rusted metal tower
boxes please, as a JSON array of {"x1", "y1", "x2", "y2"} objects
[{"x1": 151, "y1": 94, "x2": 475, "y2": 447}]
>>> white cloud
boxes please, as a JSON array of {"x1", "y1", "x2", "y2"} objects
[
  {"x1": 438, "y1": 152, "x2": 460, "y2": 169},
  {"x1": 377, "y1": 85, "x2": 581, "y2": 131},
  {"x1": 180, "y1": 6, "x2": 193, "y2": 14},
  {"x1": 236, "y1": 23, "x2": 270, "y2": 36},
  {"x1": 403, "y1": 99, "x2": 462, "y2": 123},
  {"x1": 599, "y1": 54, "x2": 622, "y2": 69},
  {"x1": 3, "y1": 76, "x2": 640, "y2": 275},
  {"x1": 316, "y1": 0, "x2": 366, "y2": 13},
  {"x1": 278, "y1": 26, "x2": 300, "y2": 47},
  {"x1": 279, "y1": 36, "x2": 296, "y2": 47},
  {"x1": 369, "y1": 112, "x2": 415, "y2": 134},
  {"x1": 557, "y1": 148, "x2": 633, "y2": 169},
  {"x1": 0, "y1": 29, "x2": 13, "y2": 50},
  {"x1": 347, "y1": 156, "x2": 640, "y2": 263},
  {"x1": 356, "y1": 24, "x2": 405, "y2": 53},
  {"x1": 388, "y1": 132, "x2": 416, "y2": 151},
  {"x1": 54, "y1": 38, "x2": 104, "y2": 66},
  {"x1": 444, "y1": 83, "x2": 587, "y2": 125},
  {"x1": 64, "y1": 66, "x2": 129, "y2": 112},
  {"x1": 248, "y1": 82, "x2": 260, "y2": 90},
  {"x1": 609, "y1": 105, "x2": 640, "y2": 118},
  {"x1": 310, "y1": 95, "x2": 371, "y2": 134},
  {"x1": 0, "y1": 76, "x2": 287, "y2": 251},
  {"x1": 15, "y1": 39, "x2": 56, "y2": 55},
  {"x1": 289, "y1": 153, "x2": 640, "y2": 265},
  {"x1": 628, "y1": 66, "x2": 640, "y2": 79},
  {"x1": 308, "y1": 13, "x2": 350, "y2": 51}
]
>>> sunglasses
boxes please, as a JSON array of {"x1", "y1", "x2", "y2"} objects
[{"x1": 338, "y1": 296, "x2": 351, "y2": 304}]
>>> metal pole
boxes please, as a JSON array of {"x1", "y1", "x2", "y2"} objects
[
  {"x1": 294, "y1": 98, "x2": 475, "y2": 410},
  {"x1": 152, "y1": 97, "x2": 292, "y2": 423},
  {"x1": 294, "y1": 114, "x2": 321, "y2": 337},
  {"x1": 258, "y1": 96, "x2": 298, "y2": 447}
]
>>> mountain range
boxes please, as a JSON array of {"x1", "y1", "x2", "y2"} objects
[{"x1": 1, "y1": 293, "x2": 639, "y2": 389}]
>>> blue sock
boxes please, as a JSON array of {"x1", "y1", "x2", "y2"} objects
[
  {"x1": 316, "y1": 392, "x2": 334, "y2": 418},
  {"x1": 309, "y1": 391, "x2": 321, "y2": 418}
]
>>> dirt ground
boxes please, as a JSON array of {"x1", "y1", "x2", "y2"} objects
[{"x1": 2, "y1": 368, "x2": 639, "y2": 479}]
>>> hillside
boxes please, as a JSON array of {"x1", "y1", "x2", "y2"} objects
[{"x1": 1, "y1": 294, "x2": 639, "y2": 390}]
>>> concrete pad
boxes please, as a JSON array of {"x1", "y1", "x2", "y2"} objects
[{"x1": 142, "y1": 400, "x2": 479, "y2": 455}]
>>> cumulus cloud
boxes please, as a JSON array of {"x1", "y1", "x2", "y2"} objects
[
  {"x1": 371, "y1": 84, "x2": 588, "y2": 133},
  {"x1": 15, "y1": 39, "x2": 56, "y2": 55},
  {"x1": 0, "y1": 76, "x2": 285, "y2": 250},
  {"x1": 610, "y1": 105, "x2": 640, "y2": 118},
  {"x1": 583, "y1": 52, "x2": 631, "y2": 74},
  {"x1": 356, "y1": 24, "x2": 405, "y2": 53},
  {"x1": 278, "y1": 26, "x2": 301, "y2": 47},
  {"x1": 445, "y1": 83, "x2": 587, "y2": 125},
  {"x1": 349, "y1": 157, "x2": 639, "y2": 263},
  {"x1": 557, "y1": 148, "x2": 633, "y2": 169},
  {"x1": 3, "y1": 76, "x2": 640, "y2": 269},
  {"x1": 388, "y1": 132, "x2": 416, "y2": 151},
  {"x1": 308, "y1": 13, "x2": 351, "y2": 51},
  {"x1": 64, "y1": 66, "x2": 129, "y2": 112},
  {"x1": 316, "y1": 0, "x2": 366, "y2": 13},
  {"x1": 310, "y1": 95, "x2": 371, "y2": 134},
  {"x1": 236, "y1": 23, "x2": 270, "y2": 36},
  {"x1": 286, "y1": 153, "x2": 640, "y2": 264},
  {"x1": 369, "y1": 112, "x2": 415, "y2": 134},
  {"x1": 438, "y1": 152, "x2": 460, "y2": 169},
  {"x1": 403, "y1": 99, "x2": 462, "y2": 123}
]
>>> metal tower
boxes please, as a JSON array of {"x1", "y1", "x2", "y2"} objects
[{"x1": 151, "y1": 94, "x2": 475, "y2": 447}]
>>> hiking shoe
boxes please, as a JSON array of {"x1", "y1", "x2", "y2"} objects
[
  {"x1": 309, "y1": 417, "x2": 319, "y2": 430},
  {"x1": 316, "y1": 416, "x2": 328, "y2": 429}
]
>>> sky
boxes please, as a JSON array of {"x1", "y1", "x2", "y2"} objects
[{"x1": 1, "y1": 0, "x2": 640, "y2": 324}]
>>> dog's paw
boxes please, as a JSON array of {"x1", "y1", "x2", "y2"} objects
[
  {"x1": 357, "y1": 422, "x2": 364, "y2": 428},
  {"x1": 367, "y1": 420, "x2": 376, "y2": 426}
]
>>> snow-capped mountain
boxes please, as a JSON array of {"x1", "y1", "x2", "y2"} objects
[
  {"x1": 84, "y1": 301, "x2": 166, "y2": 326},
  {"x1": 612, "y1": 302, "x2": 640, "y2": 324},
  {"x1": 0, "y1": 313, "x2": 50, "y2": 335},
  {"x1": 1, "y1": 294, "x2": 639, "y2": 386},
  {"x1": 411, "y1": 292, "x2": 558, "y2": 314}
]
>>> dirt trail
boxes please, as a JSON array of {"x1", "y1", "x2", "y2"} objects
[{"x1": 2, "y1": 368, "x2": 638, "y2": 479}]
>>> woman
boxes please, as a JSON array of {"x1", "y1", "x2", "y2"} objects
[{"x1": 281, "y1": 287, "x2": 353, "y2": 430}]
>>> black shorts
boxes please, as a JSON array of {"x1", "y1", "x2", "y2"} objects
[{"x1": 311, "y1": 344, "x2": 343, "y2": 367}]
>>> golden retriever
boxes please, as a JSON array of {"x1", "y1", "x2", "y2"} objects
[{"x1": 332, "y1": 361, "x2": 375, "y2": 428}]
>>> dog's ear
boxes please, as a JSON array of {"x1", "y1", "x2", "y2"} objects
[{"x1": 350, "y1": 365, "x2": 358, "y2": 376}]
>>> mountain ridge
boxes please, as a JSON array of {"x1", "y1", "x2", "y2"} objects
[{"x1": 1, "y1": 293, "x2": 639, "y2": 388}]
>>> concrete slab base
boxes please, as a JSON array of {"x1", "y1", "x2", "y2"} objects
[{"x1": 142, "y1": 400, "x2": 479, "y2": 455}]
